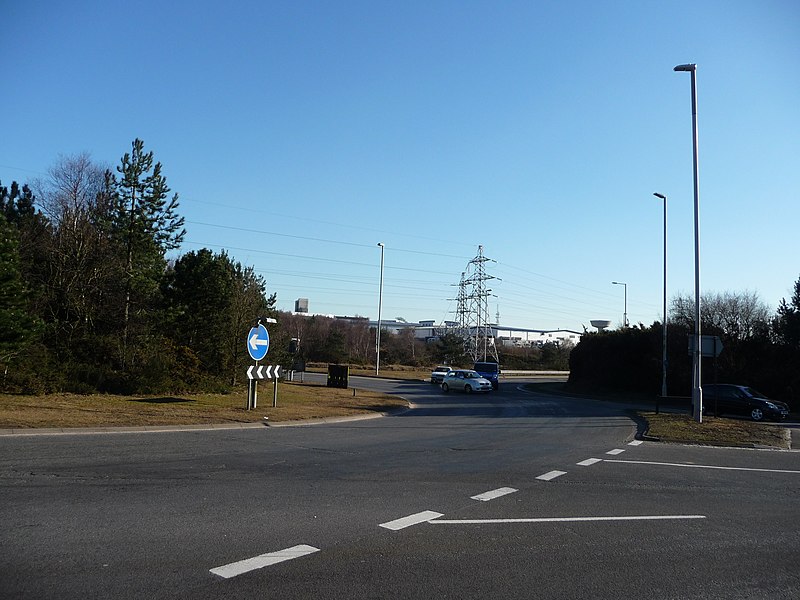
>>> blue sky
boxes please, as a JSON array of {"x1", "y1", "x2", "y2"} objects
[{"x1": 2, "y1": 1, "x2": 798, "y2": 332}]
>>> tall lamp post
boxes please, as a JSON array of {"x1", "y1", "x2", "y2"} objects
[
  {"x1": 674, "y1": 62, "x2": 703, "y2": 423},
  {"x1": 611, "y1": 281, "x2": 628, "y2": 328},
  {"x1": 376, "y1": 242, "x2": 385, "y2": 376},
  {"x1": 654, "y1": 193, "x2": 668, "y2": 411}
]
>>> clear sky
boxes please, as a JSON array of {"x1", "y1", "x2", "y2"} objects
[{"x1": 2, "y1": 0, "x2": 798, "y2": 332}]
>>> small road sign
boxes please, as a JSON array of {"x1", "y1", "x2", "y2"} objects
[
  {"x1": 688, "y1": 335, "x2": 724, "y2": 358},
  {"x1": 247, "y1": 365, "x2": 282, "y2": 380},
  {"x1": 247, "y1": 324, "x2": 270, "y2": 361}
]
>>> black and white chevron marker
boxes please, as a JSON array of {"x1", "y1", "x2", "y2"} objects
[{"x1": 247, "y1": 365, "x2": 282, "y2": 380}]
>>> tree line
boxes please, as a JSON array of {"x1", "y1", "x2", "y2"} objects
[
  {"x1": 1, "y1": 141, "x2": 273, "y2": 394},
  {"x1": 568, "y1": 283, "x2": 800, "y2": 410},
  {"x1": 1, "y1": 140, "x2": 571, "y2": 395}
]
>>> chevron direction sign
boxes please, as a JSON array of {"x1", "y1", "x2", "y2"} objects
[{"x1": 247, "y1": 365, "x2": 282, "y2": 380}]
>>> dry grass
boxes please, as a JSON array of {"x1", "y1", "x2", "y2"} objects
[
  {"x1": 641, "y1": 412, "x2": 790, "y2": 449},
  {"x1": 0, "y1": 382, "x2": 409, "y2": 429}
]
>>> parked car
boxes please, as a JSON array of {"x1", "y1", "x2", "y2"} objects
[
  {"x1": 430, "y1": 366, "x2": 453, "y2": 385},
  {"x1": 473, "y1": 361, "x2": 500, "y2": 390},
  {"x1": 441, "y1": 370, "x2": 492, "y2": 393},
  {"x1": 703, "y1": 384, "x2": 789, "y2": 422}
]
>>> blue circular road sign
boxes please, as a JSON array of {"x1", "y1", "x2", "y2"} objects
[{"x1": 247, "y1": 324, "x2": 270, "y2": 361}]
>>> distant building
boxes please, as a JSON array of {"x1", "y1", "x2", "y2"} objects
[{"x1": 295, "y1": 298, "x2": 309, "y2": 313}]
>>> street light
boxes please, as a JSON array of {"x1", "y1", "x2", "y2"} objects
[
  {"x1": 376, "y1": 242, "x2": 385, "y2": 376},
  {"x1": 654, "y1": 192, "x2": 668, "y2": 410},
  {"x1": 611, "y1": 281, "x2": 628, "y2": 328},
  {"x1": 674, "y1": 62, "x2": 703, "y2": 423}
]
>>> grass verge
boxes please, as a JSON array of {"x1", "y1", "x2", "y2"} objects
[
  {"x1": 640, "y1": 411, "x2": 790, "y2": 449},
  {"x1": 0, "y1": 382, "x2": 409, "y2": 429}
]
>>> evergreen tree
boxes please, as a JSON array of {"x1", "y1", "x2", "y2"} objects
[
  {"x1": 775, "y1": 275, "x2": 800, "y2": 348},
  {"x1": 162, "y1": 249, "x2": 276, "y2": 385},
  {"x1": 105, "y1": 139, "x2": 186, "y2": 368},
  {"x1": 0, "y1": 213, "x2": 39, "y2": 379}
]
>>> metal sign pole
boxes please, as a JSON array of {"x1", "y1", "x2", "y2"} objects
[{"x1": 273, "y1": 376, "x2": 278, "y2": 408}]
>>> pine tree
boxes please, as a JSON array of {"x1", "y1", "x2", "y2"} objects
[
  {"x1": 105, "y1": 139, "x2": 186, "y2": 367},
  {"x1": 0, "y1": 213, "x2": 39, "y2": 379}
]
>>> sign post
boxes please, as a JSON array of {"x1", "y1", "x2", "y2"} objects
[
  {"x1": 246, "y1": 324, "x2": 270, "y2": 410},
  {"x1": 245, "y1": 332, "x2": 283, "y2": 408}
]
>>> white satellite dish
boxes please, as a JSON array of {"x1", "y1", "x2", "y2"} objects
[{"x1": 590, "y1": 320, "x2": 611, "y2": 331}]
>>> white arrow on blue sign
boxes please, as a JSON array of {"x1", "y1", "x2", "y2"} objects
[{"x1": 247, "y1": 324, "x2": 270, "y2": 361}]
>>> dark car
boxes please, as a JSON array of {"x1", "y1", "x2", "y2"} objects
[
  {"x1": 703, "y1": 384, "x2": 789, "y2": 422},
  {"x1": 473, "y1": 361, "x2": 500, "y2": 390}
]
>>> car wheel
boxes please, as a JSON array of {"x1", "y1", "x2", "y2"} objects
[
  {"x1": 750, "y1": 408, "x2": 764, "y2": 421},
  {"x1": 464, "y1": 385, "x2": 472, "y2": 394},
  {"x1": 442, "y1": 383, "x2": 449, "y2": 393}
]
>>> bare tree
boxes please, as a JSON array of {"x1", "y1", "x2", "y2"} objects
[
  {"x1": 671, "y1": 290, "x2": 771, "y2": 341},
  {"x1": 33, "y1": 154, "x2": 120, "y2": 342}
]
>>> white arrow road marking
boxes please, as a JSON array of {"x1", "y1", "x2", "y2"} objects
[
  {"x1": 471, "y1": 487, "x2": 518, "y2": 502},
  {"x1": 536, "y1": 470, "x2": 567, "y2": 481},
  {"x1": 210, "y1": 544, "x2": 320, "y2": 579},
  {"x1": 429, "y1": 515, "x2": 707, "y2": 525},
  {"x1": 380, "y1": 511, "x2": 443, "y2": 531},
  {"x1": 249, "y1": 333, "x2": 269, "y2": 350}
]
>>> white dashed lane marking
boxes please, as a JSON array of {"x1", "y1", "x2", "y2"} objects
[
  {"x1": 380, "y1": 510, "x2": 444, "y2": 531},
  {"x1": 628, "y1": 440, "x2": 644, "y2": 446},
  {"x1": 210, "y1": 544, "x2": 320, "y2": 579},
  {"x1": 471, "y1": 487, "x2": 518, "y2": 501},
  {"x1": 577, "y1": 458, "x2": 602, "y2": 467},
  {"x1": 606, "y1": 449, "x2": 626, "y2": 455},
  {"x1": 536, "y1": 470, "x2": 567, "y2": 481}
]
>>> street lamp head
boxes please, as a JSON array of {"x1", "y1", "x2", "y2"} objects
[
  {"x1": 377, "y1": 242, "x2": 384, "y2": 248},
  {"x1": 674, "y1": 63, "x2": 696, "y2": 72},
  {"x1": 654, "y1": 192, "x2": 666, "y2": 200}
]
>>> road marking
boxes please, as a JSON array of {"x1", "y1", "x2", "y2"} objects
[
  {"x1": 536, "y1": 470, "x2": 567, "y2": 481},
  {"x1": 471, "y1": 487, "x2": 518, "y2": 501},
  {"x1": 606, "y1": 449, "x2": 625, "y2": 455},
  {"x1": 430, "y1": 515, "x2": 706, "y2": 525},
  {"x1": 380, "y1": 510, "x2": 444, "y2": 530},
  {"x1": 628, "y1": 440, "x2": 644, "y2": 446},
  {"x1": 605, "y1": 459, "x2": 800, "y2": 474},
  {"x1": 577, "y1": 458, "x2": 602, "y2": 467},
  {"x1": 210, "y1": 544, "x2": 319, "y2": 579}
]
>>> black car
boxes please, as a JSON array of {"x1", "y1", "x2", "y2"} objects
[{"x1": 703, "y1": 384, "x2": 789, "y2": 422}]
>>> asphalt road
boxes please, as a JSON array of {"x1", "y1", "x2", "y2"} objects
[{"x1": 2, "y1": 378, "x2": 798, "y2": 599}]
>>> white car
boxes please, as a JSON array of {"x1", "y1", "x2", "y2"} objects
[
  {"x1": 430, "y1": 366, "x2": 453, "y2": 384},
  {"x1": 441, "y1": 370, "x2": 492, "y2": 393}
]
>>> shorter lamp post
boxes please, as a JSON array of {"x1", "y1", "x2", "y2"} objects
[
  {"x1": 376, "y1": 242, "x2": 385, "y2": 376},
  {"x1": 611, "y1": 281, "x2": 628, "y2": 328},
  {"x1": 654, "y1": 192, "x2": 668, "y2": 412}
]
